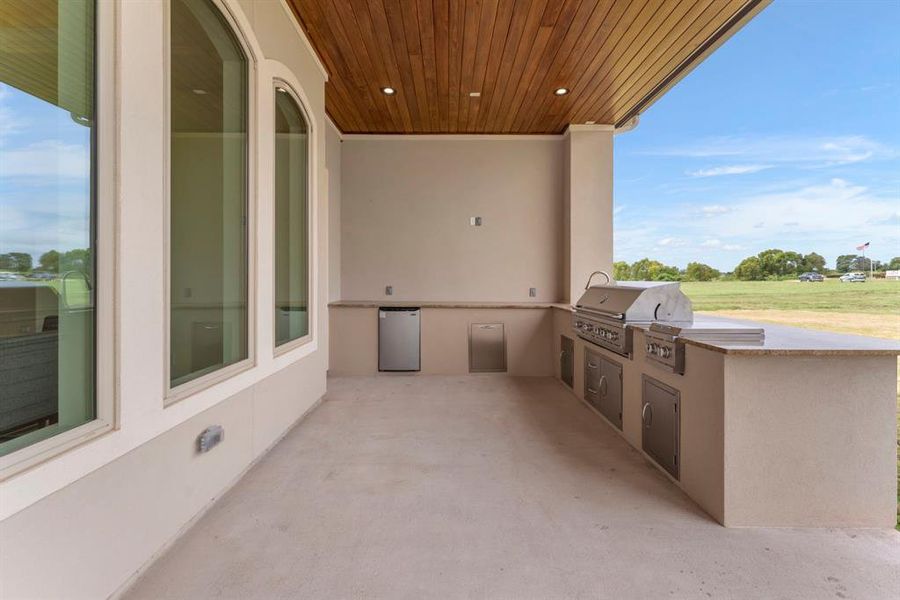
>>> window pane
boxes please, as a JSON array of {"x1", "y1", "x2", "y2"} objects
[
  {"x1": 170, "y1": 0, "x2": 248, "y2": 387},
  {"x1": 0, "y1": 0, "x2": 96, "y2": 456},
  {"x1": 274, "y1": 88, "x2": 309, "y2": 346}
]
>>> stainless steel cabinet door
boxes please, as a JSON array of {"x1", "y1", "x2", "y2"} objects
[
  {"x1": 641, "y1": 375, "x2": 680, "y2": 479},
  {"x1": 560, "y1": 335, "x2": 574, "y2": 388},
  {"x1": 585, "y1": 349, "x2": 622, "y2": 430},
  {"x1": 599, "y1": 357, "x2": 623, "y2": 430},
  {"x1": 469, "y1": 323, "x2": 506, "y2": 372}
]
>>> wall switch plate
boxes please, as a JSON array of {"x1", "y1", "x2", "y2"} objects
[
  {"x1": 385, "y1": 285, "x2": 393, "y2": 296},
  {"x1": 198, "y1": 425, "x2": 224, "y2": 453},
  {"x1": 469, "y1": 216, "x2": 482, "y2": 226},
  {"x1": 529, "y1": 288, "x2": 537, "y2": 297}
]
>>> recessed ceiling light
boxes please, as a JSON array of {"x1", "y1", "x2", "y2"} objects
[
  {"x1": 381, "y1": 87, "x2": 396, "y2": 95},
  {"x1": 192, "y1": 89, "x2": 207, "y2": 95},
  {"x1": 469, "y1": 91, "x2": 481, "y2": 97},
  {"x1": 554, "y1": 87, "x2": 569, "y2": 96}
]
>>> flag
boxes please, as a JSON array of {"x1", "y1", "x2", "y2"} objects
[{"x1": 856, "y1": 242, "x2": 870, "y2": 251}]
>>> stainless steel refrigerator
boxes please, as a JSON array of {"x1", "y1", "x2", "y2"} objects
[{"x1": 378, "y1": 307, "x2": 421, "y2": 371}]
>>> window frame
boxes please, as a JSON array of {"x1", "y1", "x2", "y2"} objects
[
  {"x1": 163, "y1": 0, "x2": 259, "y2": 405},
  {"x1": 271, "y1": 79, "x2": 314, "y2": 356},
  {"x1": 0, "y1": 0, "x2": 118, "y2": 480}
]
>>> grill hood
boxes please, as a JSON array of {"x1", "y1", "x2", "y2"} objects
[{"x1": 574, "y1": 280, "x2": 693, "y2": 323}]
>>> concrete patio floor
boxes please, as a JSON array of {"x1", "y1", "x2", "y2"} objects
[{"x1": 125, "y1": 375, "x2": 900, "y2": 599}]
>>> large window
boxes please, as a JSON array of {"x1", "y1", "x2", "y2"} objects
[
  {"x1": 169, "y1": 0, "x2": 249, "y2": 388},
  {"x1": 0, "y1": 0, "x2": 97, "y2": 456},
  {"x1": 274, "y1": 86, "x2": 310, "y2": 347}
]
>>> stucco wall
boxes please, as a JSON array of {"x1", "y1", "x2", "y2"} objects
[
  {"x1": 0, "y1": 1, "x2": 330, "y2": 597},
  {"x1": 326, "y1": 120, "x2": 342, "y2": 303},
  {"x1": 339, "y1": 136, "x2": 565, "y2": 303}
]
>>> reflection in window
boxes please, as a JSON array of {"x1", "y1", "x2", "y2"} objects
[
  {"x1": 170, "y1": 0, "x2": 248, "y2": 387},
  {"x1": 0, "y1": 0, "x2": 96, "y2": 456},
  {"x1": 274, "y1": 88, "x2": 310, "y2": 346}
]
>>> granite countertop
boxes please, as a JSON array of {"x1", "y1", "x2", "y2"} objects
[
  {"x1": 330, "y1": 301, "x2": 899, "y2": 356},
  {"x1": 629, "y1": 314, "x2": 900, "y2": 357},
  {"x1": 330, "y1": 300, "x2": 572, "y2": 310}
]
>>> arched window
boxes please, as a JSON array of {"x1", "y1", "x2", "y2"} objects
[
  {"x1": 169, "y1": 0, "x2": 249, "y2": 388},
  {"x1": 0, "y1": 0, "x2": 97, "y2": 456},
  {"x1": 274, "y1": 85, "x2": 310, "y2": 347}
]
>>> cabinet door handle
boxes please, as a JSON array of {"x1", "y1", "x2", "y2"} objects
[
  {"x1": 641, "y1": 402, "x2": 652, "y2": 427},
  {"x1": 599, "y1": 375, "x2": 608, "y2": 397},
  {"x1": 587, "y1": 387, "x2": 598, "y2": 395},
  {"x1": 587, "y1": 362, "x2": 598, "y2": 369}
]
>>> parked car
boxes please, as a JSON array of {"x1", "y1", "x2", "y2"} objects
[
  {"x1": 798, "y1": 272, "x2": 824, "y2": 282},
  {"x1": 839, "y1": 272, "x2": 866, "y2": 283}
]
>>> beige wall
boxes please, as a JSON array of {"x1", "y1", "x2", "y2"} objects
[
  {"x1": 326, "y1": 120, "x2": 341, "y2": 303},
  {"x1": 723, "y1": 354, "x2": 898, "y2": 527},
  {"x1": 0, "y1": 1, "x2": 330, "y2": 597},
  {"x1": 329, "y1": 306, "x2": 554, "y2": 376},
  {"x1": 566, "y1": 126, "x2": 614, "y2": 303},
  {"x1": 340, "y1": 136, "x2": 565, "y2": 302}
]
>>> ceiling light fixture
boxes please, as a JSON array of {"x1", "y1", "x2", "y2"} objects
[
  {"x1": 585, "y1": 120, "x2": 596, "y2": 125},
  {"x1": 554, "y1": 87, "x2": 569, "y2": 96},
  {"x1": 381, "y1": 87, "x2": 396, "y2": 95},
  {"x1": 469, "y1": 92, "x2": 481, "y2": 97}
]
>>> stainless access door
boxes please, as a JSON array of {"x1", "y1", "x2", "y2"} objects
[
  {"x1": 469, "y1": 323, "x2": 506, "y2": 372},
  {"x1": 585, "y1": 350, "x2": 622, "y2": 430},
  {"x1": 641, "y1": 375, "x2": 680, "y2": 479},
  {"x1": 378, "y1": 307, "x2": 421, "y2": 371},
  {"x1": 599, "y1": 356, "x2": 623, "y2": 429}
]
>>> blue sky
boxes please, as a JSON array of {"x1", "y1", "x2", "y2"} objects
[
  {"x1": 614, "y1": 0, "x2": 900, "y2": 271},
  {"x1": 0, "y1": 83, "x2": 92, "y2": 261}
]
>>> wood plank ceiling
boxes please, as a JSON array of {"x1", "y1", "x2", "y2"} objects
[{"x1": 289, "y1": 0, "x2": 767, "y2": 134}]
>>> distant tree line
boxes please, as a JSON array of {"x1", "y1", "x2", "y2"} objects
[
  {"x1": 613, "y1": 259, "x2": 721, "y2": 282},
  {"x1": 0, "y1": 249, "x2": 92, "y2": 275},
  {"x1": 614, "y1": 250, "x2": 900, "y2": 282}
]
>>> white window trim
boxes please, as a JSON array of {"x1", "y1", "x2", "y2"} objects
[
  {"x1": 163, "y1": 0, "x2": 260, "y2": 406},
  {"x1": 272, "y1": 78, "x2": 315, "y2": 357},
  {"x1": 263, "y1": 60, "x2": 320, "y2": 363},
  {"x1": 0, "y1": 0, "x2": 118, "y2": 481}
]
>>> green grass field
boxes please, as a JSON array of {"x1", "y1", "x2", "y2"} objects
[
  {"x1": 680, "y1": 279, "x2": 900, "y2": 527},
  {"x1": 680, "y1": 278, "x2": 900, "y2": 314}
]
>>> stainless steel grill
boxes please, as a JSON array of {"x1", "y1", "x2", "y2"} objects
[{"x1": 572, "y1": 271, "x2": 692, "y2": 357}]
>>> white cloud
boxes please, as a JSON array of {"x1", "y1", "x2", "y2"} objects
[
  {"x1": 687, "y1": 164, "x2": 771, "y2": 177},
  {"x1": 0, "y1": 140, "x2": 90, "y2": 179},
  {"x1": 647, "y1": 134, "x2": 891, "y2": 167},
  {"x1": 701, "y1": 239, "x2": 721, "y2": 247},
  {"x1": 700, "y1": 205, "x2": 730, "y2": 215}
]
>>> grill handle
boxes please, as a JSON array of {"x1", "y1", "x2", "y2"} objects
[{"x1": 584, "y1": 270, "x2": 612, "y2": 290}]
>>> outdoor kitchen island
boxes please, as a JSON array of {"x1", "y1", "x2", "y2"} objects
[
  {"x1": 329, "y1": 299, "x2": 899, "y2": 528},
  {"x1": 554, "y1": 305, "x2": 899, "y2": 528}
]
